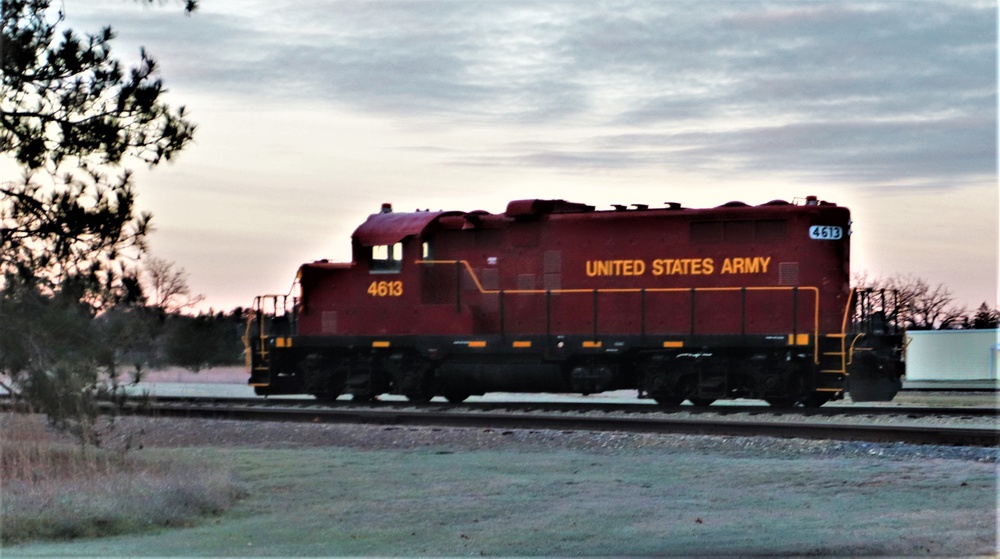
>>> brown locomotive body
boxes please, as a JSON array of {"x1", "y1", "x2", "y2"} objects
[{"x1": 246, "y1": 196, "x2": 905, "y2": 406}]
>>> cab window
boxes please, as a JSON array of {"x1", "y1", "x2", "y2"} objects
[{"x1": 371, "y1": 242, "x2": 403, "y2": 272}]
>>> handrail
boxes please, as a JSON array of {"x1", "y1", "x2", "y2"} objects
[
  {"x1": 417, "y1": 259, "x2": 821, "y2": 359},
  {"x1": 847, "y1": 333, "x2": 867, "y2": 366},
  {"x1": 244, "y1": 294, "x2": 291, "y2": 372},
  {"x1": 840, "y1": 288, "x2": 856, "y2": 337}
]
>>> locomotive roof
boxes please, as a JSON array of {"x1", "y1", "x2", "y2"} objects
[
  {"x1": 352, "y1": 197, "x2": 840, "y2": 246},
  {"x1": 353, "y1": 210, "x2": 462, "y2": 246}
]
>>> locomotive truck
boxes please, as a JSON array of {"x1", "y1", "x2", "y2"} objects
[{"x1": 245, "y1": 196, "x2": 905, "y2": 406}]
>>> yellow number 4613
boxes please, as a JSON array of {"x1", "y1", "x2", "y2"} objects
[{"x1": 367, "y1": 280, "x2": 403, "y2": 297}]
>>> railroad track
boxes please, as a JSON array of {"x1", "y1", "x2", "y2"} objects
[
  {"x1": 147, "y1": 394, "x2": 998, "y2": 418},
  {"x1": 137, "y1": 396, "x2": 997, "y2": 447},
  {"x1": 3, "y1": 393, "x2": 994, "y2": 446}
]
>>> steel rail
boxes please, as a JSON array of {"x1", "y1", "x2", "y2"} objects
[
  {"x1": 141, "y1": 400, "x2": 997, "y2": 447},
  {"x1": 144, "y1": 395, "x2": 999, "y2": 418},
  {"x1": 2, "y1": 394, "x2": 993, "y2": 446},
  {"x1": 2, "y1": 392, "x2": 994, "y2": 419}
]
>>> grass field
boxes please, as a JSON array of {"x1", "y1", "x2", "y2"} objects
[{"x1": 4, "y1": 426, "x2": 996, "y2": 557}]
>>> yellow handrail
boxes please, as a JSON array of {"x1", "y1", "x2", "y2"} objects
[
  {"x1": 244, "y1": 294, "x2": 290, "y2": 373},
  {"x1": 840, "y1": 288, "x2": 856, "y2": 337}
]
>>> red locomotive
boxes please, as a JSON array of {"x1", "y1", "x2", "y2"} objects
[{"x1": 245, "y1": 196, "x2": 905, "y2": 406}]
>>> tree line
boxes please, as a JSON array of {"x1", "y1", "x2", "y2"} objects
[
  {"x1": 854, "y1": 273, "x2": 998, "y2": 331},
  {"x1": 119, "y1": 256, "x2": 245, "y2": 372}
]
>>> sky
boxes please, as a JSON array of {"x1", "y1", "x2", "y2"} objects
[{"x1": 9, "y1": 0, "x2": 997, "y2": 312}]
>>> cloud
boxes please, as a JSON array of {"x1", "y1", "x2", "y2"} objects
[
  {"x1": 289, "y1": 2, "x2": 994, "y2": 182},
  {"x1": 65, "y1": 0, "x2": 997, "y2": 189}
]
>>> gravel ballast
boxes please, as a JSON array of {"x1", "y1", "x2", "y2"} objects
[{"x1": 132, "y1": 414, "x2": 998, "y2": 461}]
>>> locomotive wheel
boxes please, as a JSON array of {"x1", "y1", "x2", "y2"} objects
[
  {"x1": 405, "y1": 392, "x2": 433, "y2": 403},
  {"x1": 653, "y1": 396, "x2": 683, "y2": 407},
  {"x1": 764, "y1": 369, "x2": 809, "y2": 408},
  {"x1": 300, "y1": 353, "x2": 345, "y2": 403},
  {"x1": 644, "y1": 370, "x2": 682, "y2": 407},
  {"x1": 313, "y1": 392, "x2": 340, "y2": 403},
  {"x1": 444, "y1": 393, "x2": 470, "y2": 403},
  {"x1": 352, "y1": 392, "x2": 378, "y2": 402},
  {"x1": 674, "y1": 375, "x2": 707, "y2": 406},
  {"x1": 799, "y1": 393, "x2": 831, "y2": 408},
  {"x1": 765, "y1": 397, "x2": 798, "y2": 408}
]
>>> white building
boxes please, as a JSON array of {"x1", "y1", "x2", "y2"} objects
[{"x1": 904, "y1": 329, "x2": 1000, "y2": 381}]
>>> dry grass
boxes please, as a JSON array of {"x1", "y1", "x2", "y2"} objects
[{"x1": 0, "y1": 413, "x2": 246, "y2": 544}]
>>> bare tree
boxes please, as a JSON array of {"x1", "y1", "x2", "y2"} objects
[
  {"x1": 853, "y1": 273, "x2": 967, "y2": 330},
  {"x1": 142, "y1": 256, "x2": 204, "y2": 312}
]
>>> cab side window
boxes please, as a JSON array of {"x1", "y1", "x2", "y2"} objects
[{"x1": 371, "y1": 242, "x2": 403, "y2": 272}]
